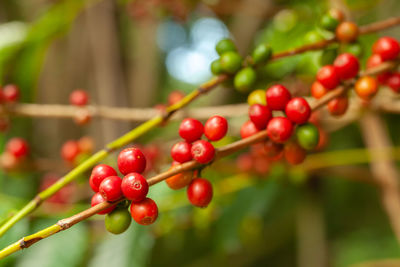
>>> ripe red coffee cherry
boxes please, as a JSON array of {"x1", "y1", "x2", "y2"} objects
[
  {"x1": 327, "y1": 95, "x2": 348, "y2": 116},
  {"x1": 179, "y1": 118, "x2": 204, "y2": 143},
  {"x1": 187, "y1": 178, "x2": 213, "y2": 208},
  {"x1": 91, "y1": 192, "x2": 116, "y2": 215},
  {"x1": 249, "y1": 104, "x2": 272, "y2": 129},
  {"x1": 284, "y1": 141, "x2": 306, "y2": 165},
  {"x1": 121, "y1": 173, "x2": 148, "y2": 202},
  {"x1": 265, "y1": 84, "x2": 292, "y2": 111},
  {"x1": 61, "y1": 140, "x2": 80, "y2": 162},
  {"x1": 317, "y1": 65, "x2": 340, "y2": 90},
  {"x1": 387, "y1": 73, "x2": 400, "y2": 93},
  {"x1": 266, "y1": 117, "x2": 293, "y2": 143},
  {"x1": 89, "y1": 164, "x2": 118, "y2": 192},
  {"x1": 6, "y1": 137, "x2": 29, "y2": 159},
  {"x1": 263, "y1": 140, "x2": 284, "y2": 160},
  {"x1": 3, "y1": 84, "x2": 20, "y2": 102},
  {"x1": 336, "y1": 21, "x2": 359, "y2": 43},
  {"x1": 372, "y1": 37, "x2": 400, "y2": 61},
  {"x1": 168, "y1": 90, "x2": 185, "y2": 105},
  {"x1": 240, "y1": 120, "x2": 260, "y2": 139},
  {"x1": 204, "y1": 115, "x2": 228, "y2": 141},
  {"x1": 130, "y1": 197, "x2": 158, "y2": 225},
  {"x1": 171, "y1": 141, "x2": 192, "y2": 163},
  {"x1": 366, "y1": 54, "x2": 392, "y2": 84},
  {"x1": 191, "y1": 140, "x2": 215, "y2": 164},
  {"x1": 333, "y1": 53, "x2": 360, "y2": 80},
  {"x1": 311, "y1": 81, "x2": 328, "y2": 99},
  {"x1": 166, "y1": 162, "x2": 194, "y2": 190},
  {"x1": 355, "y1": 76, "x2": 378, "y2": 100},
  {"x1": 69, "y1": 90, "x2": 89, "y2": 106},
  {"x1": 117, "y1": 147, "x2": 146, "y2": 175},
  {"x1": 285, "y1": 97, "x2": 311, "y2": 124},
  {"x1": 99, "y1": 176, "x2": 123, "y2": 202}
]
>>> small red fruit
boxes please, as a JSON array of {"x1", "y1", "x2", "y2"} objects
[
  {"x1": 166, "y1": 162, "x2": 194, "y2": 190},
  {"x1": 263, "y1": 140, "x2": 284, "y2": 160},
  {"x1": 284, "y1": 141, "x2": 306, "y2": 165},
  {"x1": 3, "y1": 84, "x2": 20, "y2": 102},
  {"x1": 317, "y1": 65, "x2": 340, "y2": 90},
  {"x1": 240, "y1": 120, "x2": 260, "y2": 139},
  {"x1": 336, "y1": 21, "x2": 359, "y2": 43},
  {"x1": 121, "y1": 173, "x2": 149, "y2": 202},
  {"x1": 204, "y1": 115, "x2": 228, "y2": 141},
  {"x1": 91, "y1": 192, "x2": 116, "y2": 215},
  {"x1": 187, "y1": 178, "x2": 213, "y2": 208},
  {"x1": 237, "y1": 153, "x2": 253, "y2": 172},
  {"x1": 372, "y1": 37, "x2": 400, "y2": 61},
  {"x1": 266, "y1": 117, "x2": 293, "y2": 143},
  {"x1": 168, "y1": 90, "x2": 185, "y2": 105},
  {"x1": 285, "y1": 97, "x2": 311, "y2": 124},
  {"x1": 333, "y1": 53, "x2": 360, "y2": 80},
  {"x1": 191, "y1": 140, "x2": 215, "y2": 164},
  {"x1": 327, "y1": 95, "x2": 348, "y2": 116},
  {"x1": 99, "y1": 176, "x2": 123, "y2": 202},
  {"x1": 366, "y1": 54, "x2": 391, "y2": 84},
  {"x1": 387, "y1": 73, "x2": 400, "y2": 93},
  {"x1": 355, "y1": 76, "x2": 378, "y2": 100},
  {"x1": 78, "y1": 136, "x2": 95, "y2": 154},
  {"x1": 61, "y1": 140, "x2": 80, "y2": 162},
  {"x1": 171, "y1": 141, "x2": 192, "y2": 163},
  {"x1": 179, "y1": 118, "x2": 204, "y2": 143},
  {"x1": 117, "y1": 147, "x2": 147, "y2": 175},
  {"x1": 266, "y1": 84, "x2": 292, "y2": 111},
  {"x1": 70, "y1": 90, "x2": 89, "y2": 106},
  {"x1": 6, "y1": 137, "x2": 29, "y2": 158},
  {"x1": 130, "y1": 197, "x2": 158, "y2": 225},
  {"x1": 89, "y1": 164, "x2": 118, "y2": 192},
  {"x1": 249, "y1": 104, "x2": 272, "y2": 129},
  {"x1": 311, "y1": 81, "x2": 329, "y2": 99}
]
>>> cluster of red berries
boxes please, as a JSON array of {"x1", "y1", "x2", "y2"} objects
[
  {"x1": 69, "y1": 89, "x2": 91, "y2": 125},
  {"x1": 0, "y1": 137, "x2": 29, "y2": 170},
  {"x1": 61, "y1": 136, "x2": 94, "y2": 165}
]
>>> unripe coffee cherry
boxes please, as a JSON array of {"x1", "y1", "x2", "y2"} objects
[
  {"x1": 285, "y1": 97, "x2": 311, "y2": 124},
  {"x1": 187, "y1": 178, "x2": 213, "y2": 208},
  {"x1": 355, "y1": 76, "x2": 378, "y2": 100},
  {"x1": 211, "y1": 59, "x2": 223, "y2": 75},
  {"x1": 6, "y1": 137, "x2": 29, "y2": 159},
  {"x1": 327, "y1": 95, "x2": 348, "y2": 116},
  {"x1": 216, "y1": 39, "x2": 237, "y2": 55},
  {"x1": 336, "y1": 21, "x2": 359, "y2": 43},
  {"x1": 247, "y1": 89, "x2": 266, "y2": 106},
  {"x1": 266, "y1": 84, "x2": 292, "y2": 111},
  {"x1": 204, "y1": 115, "x2": 228, "y2": 141},
  {"x1": 91, "y1": 192, "x2": 116, "y2": 215},
  {"x1": 267, "y1": 117, "x2": 293, "y2": 143},
  {"x1": 179, "y1": 118, "x2": 204, "y2": 142},
  {"x1": 372, "y1": 37, "x2": 400, "y2": 61},
  {"x1": 311, "y1": 81, "x2": 328, "y2": 99},
  {"x1": 61, "y1": 140, "x2": 80, "y2": 162},
  {"x1": 166, "y1": 162, "x2": 194, "y2": 190},
  {"x1": 387, "y1": 73, "x2": 400, "y2": 93},
  {"x1": 234, "y1": 67, "x2": 256, "y2": 93},
  {"x1": 191, "y1": 140, "x2": 215, "y2": 164},
  {"x1": 117, "y1": 147, "x2": 147, "y2": 175},
  {"x1": 296, "y1": 123, "x2": 320, "y2": 150},
  {"x1": 3, "y1": 84, "x2": 20, "y2": 103},
  {"x1": 343, "y1": 42, "x2": 363, "y2": 57},
  {"x1": 252, "y1": 43, "x2": 272, "y2": 64},
  {"x1": 220, "y1": 51, "x2": 243, "y2": 74},
  {"x1": 284, "y1": 141, "x2": 306, "y2": 165},
  {"x1": 333, "y1": 53, "x2": 360, "y2": 80},
  {"x1": 121, "y1": 173, "x2": 149, "y2": 203},
  {"x1": 240, "y1": 120, "x2": 260, "y2": 139},
  {"x1": 89, "y1": 164, "x2": 118, "y2": 192},
  {"x1": 69, "y1": 90, "x2": 89, "y2": 106},
  {"x1": 99, "y1": 176, "x2": 123, "y2": 202},
  {"x1": 249, "y1": 104, "x2": 272, "y2": 129},
  {"x1": 171, "y1": 141, "x2": 192, "y2": 163},
  {"x1": 105, "y1": 208, "x2": 132, "y2": 234},
  {"x1": 130, "y1": 197, "x2": 158, "y2": 225},
  {"x1": 317, "y1": 65, "x2": 340, "y2": 89},
  {"x1": 320, "y1": 14, "x2": 339, "y2": 31}
]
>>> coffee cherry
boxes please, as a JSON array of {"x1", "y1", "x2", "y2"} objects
[
  {"x1": 191, "y1": 140, "x2": 215, "y2": 164},
  {"x1": 118, "y1": 147, "x2": 147, "y2": 175},
  {"x1": 247, "y1": 89, "x2": 266, "y2": 106},
  {"x1": 372, "y1": 37, "x2": 400, "y2": 61},
  {"x1": 99, "y1": 176, "x2": 123, "y2": 202},
  {"x1": 168, "y1": 90, "x2": 184, "y2": 106},
  {"x1": 179, "y1": 118, "x2": 204, "y2": 143},
  {"x1": 296, "y1": 123, "x2": 320, "y2": 150},
  {"x1": 61, "y1": 140, "x2": 80, "y2": 162},
  {"x1": 253, "y1": 156, "x2": 270, "y2": 174},
  {"x1": 304, "y1": 30, "x2": 324, "y2": 44},
  {"x1": 187, "y1": 178, "x2": 213, "y2": 208},
  {"x1": 70, "y1": 90, "x2": 89, "y2": 106},
  {"x1": 216, "y1": 39, "x2": 237, "y2": 55},
  {"x1": 267, "y1": 117, "x2": 293, "y2": 143},
  {"x1": 3, "y1": 84, "x2": 20, "y2": 102},
  {"x1": 328, "y1": 8, "x2": 345, "y2": 22},
  {"x1": 74, "y1": 109, "x2": 91, "y2": 125},
  {"x1": 249, "y1": 104, "x2": 272, "y2": 129},
  {"x1": 311, "y1": 81, "x2": 328, "y2": 99},
  {"x1": 317, "y1": 65, "x2": 340, "y2": 89},
  {"x1": 0, "y1": 152, "x2": 18, "y2": 170},
  {"x1": 266, "y1": 84, "x2": 292, "y2": 111},
  {"x1": 333, "y1": 53, "x2": 359, "y2": 80},
  {"x1": 336, "y1": 21, "x2": 358, "y2": 43},
  {"x1": 387, "y1": 73, "x2": 400, "y2": 93},
  {"x1": 237, "y1": 153, "x2": 253, "y2": 172},
  {"x1": 78, "y1": 136, "x2": 95, "y2": 154},
  {"x1": 105, "y1": 208, "x2": 132, "y2": 234},
  {"x1": 91, "y1": 192, "x2": 116, "y2": 215},
  {"x1": 130, "y1": 197, "x2": 158, "y2": 225},
  {"x1": 252, "y1": 43, "x2": 272, "y2": 64},
  {"x1": 220, "y1": 51, "x2": 243, "y2": 74},
  {"x1": 204, "y1": 115, "x2": 228, "y2": 141},
  {"x1": 284, "y1": 141, "x2": 306, "y2": 165},
  {"x1": 263, "y1": 140, "x2": 284, "y2": 160},
  {"x1": 166, "y1": 162, "x2": 194, "y2": 190},
  {"x1": 89, "y1": 164, "x2": 118, "y2": 192},
  {"x1": 234, "y1": 67, "x2": 256, "y2": 93},
  {"x1": 285, "y1": 97, "x2": 311, "y2": 124},
  {"x1": 327, "y1": 95, "x2": 348, "y2": 116},
  {"x1": 171, "y1": 141, "x2": 192, "y2": 163},
  {"x1": 320, "y1": 14, "x2": 339, "y2": 31},
  {"x1": 366, "y1": 54, "x2": 391, "y2": 84},
  {"x1": 240, "y1": 120, "x2": 259, "y2": 139},
  {"x1": 211, "y1": 59, "x2": 223, "y2": 75},
  {"x1": 6, "y1": 137, "x2": 29, "y2": 159},
  {"x1": 121, "y1": 173, "x2": 148, "y2": 203},
  {"x1": 355, "y1": 76, "x2": 378, "y2": 100}
]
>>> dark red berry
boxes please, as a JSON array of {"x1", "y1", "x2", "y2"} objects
[
  {"x1": 263, "y1": 140, "x2": 284, "y2": 160},
  {"x1": 121, "y1": 173, "x2": 149, "y2": 202},
  {"x1": 327, "y1": 95, "x2": 348, "y2": 116},
  {"x1": 366, "y1": 54, "x2": 391, "y2": 84},
  {"x1": 69, "y1": 90, "x2": 89, "y2": 106},
  {"x1": 266, "y1": 85, "x2": 292, "y2": 111},
  {"x1": 171, "y1": 141, "x2": 192, "y2": 163},
  {"x1": 285, "y1": 97, "x2": 311, "y2": 124},
  {"x1": 6, "y1": 137, "x2": 29, "y2": 159},
  {"x1": 204, "y1": 115, "x2": 228, "y2": 141},
  {"x1": 117, "y1": 147, "x2": 147, "y2": 175},
  {"x1": 61, "y1": 140, "x2": 80, "y2": 162},
  {"x1": 266, "y1": 117, "x2": 293, "y2": 143},
  {"x1": 387, "y1": 73, "x2": 400, "y2": 93},
  {"x1": 372, "y1": 37, "x2": 400, "y2": 61},
  {"x1": 89, "y1": 164, "x2": 117, "y2": 192},
  {"x1": 317, "y1": 65, "x2": 340, "y2": 90},
  {"x1": 99, "y1": 176, "x2": 123, "y2": 202},
  {"x1": 191, "y1": 140, "x2": 215, "y2": 164},
  {"x1": 3, "y1": 84, "x2": 20, "y2": 102},
  {"x1": 130, "y1": 197, "x2": 158, "y2": 225},
  {"x1": 284, "y1": 141, "x2": 306, "y2": 165},
  {"x1": 179, "y1": 118, "x2": 204, "y2": 142},
  {"x1": 240, "y1": 120, "x2": 260, "y2": 139},
  {"x1": 187, "y1": 178, "x2": 213, "y2": 208},
  {"x1": 333, "y1": 53, "x2": 360, "y2": 80},
  {"x1": 249, "y1": 104, "x2": 272, "y2": 129},
  {"x1": 91, "y1": 192, "x2": 116, "y2": 215}
]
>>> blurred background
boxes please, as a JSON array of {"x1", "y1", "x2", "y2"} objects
[{"x1": 0, "y1": 0, "x2": 400, "y2": 266}]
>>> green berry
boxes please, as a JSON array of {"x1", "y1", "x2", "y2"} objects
[
  {"x1": 210, "y1": 59, "x2": 223, "y2": 75},
  {"x1": 296, "y1": 123, "x2": 320, "y2": 150},
  {"x1": 319, "y1": 47, "x2": 338, "y2": 66},
  {"x1": 304, "y1": 30, "x2": 324, "y2": 44},
  {"x1": 216, "y1": 39, "x2": 237, "y2": 55},
  {"x1": 320, "y1": 14, "x2": 339, "y2": 31},
  {"x1": 252, "y1": 43, "x2": 272, "y2": 64},
  {"x1": 234, "y1": 67, "x2": 257, "y2": 93},
  {"x1": 105, "y1": 208, "x2": 132, "y2": 235},
  {"x1": 247, "y1": 89, "x2": 266, "y2": 106},
  {"x1": 220, "y1": 51, "x2": 243, "y2": 74},
  {"x1": 343, "y1": 42, "x2": 363, "y2": 57}
]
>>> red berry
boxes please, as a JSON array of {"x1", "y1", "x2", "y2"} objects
[
  {"x1": 168, "y1": 90, "x2": 185, "y2": 105},
  {"x1": 387, "y1": 73, "x2": 400, "y2": 93},
  {"x1": 253, "y1": 156, "x2": 270, "y2": 175},
  {"x1": 237, "y1": 153, "x2": 253, "y2": 172},
  {"x1": 266, "y1": 117, "x2": 293, "y2": 143},
  {"x1": 372, "y1": 37, "x2": 400, "y2": 61},
  {"x1": 333, "y1": 53, "x2": 359, "y2": 80},
  {"x1": 284, "y1": 141, "x2": 306, "y2": 165},
  {"x1": 171, "y1": 141, "x2": 192, "y2": 163},
  {"x1": 240, "y1": 120, "x2": 260, "y2": 139},
  {"x1": 121, "y1": 173, "x2": 149, "y2": 202},
  {"x1": 91, "y1": 192, "x2": 116, "y2": 215},
  {"x1": 266, "y1": 85, "x2": 292, "y2": 111},
  {"x1": 117, "y1": 147, "x2": 147, "y2": 175},
  {"x1": 74, "y1": 109, "x2": 91, "y2": 125},
  {"x1": 204, "y1": 115, "x2": 228, "y2": 141},
  {"x1": 366, "y1": 54, "x2": 391, "y2": 84},
  {"x1": 187, "y1": 178, "x2": 213, "y2": 208},
  {"x1": 355, "y1": 76, "x2": 378, "y2": 100},
  {"x1": 166, "y1": 162, "x2": 194, "y2": 190},
  {"x1": 99, "y1": 176, "x2": 123, "y2": 202},
  {"x1": 327, "y1": 95, "x2": 348, "y2": 116},
  {"x1": 78, "y1": 136, "x2": 95, "y2": 154},
  {"x1": 317, "y1": 65, "x2": 340, "y2": 90},
  {"x1": 6, "y1": 137, "x2": 29, "y2": 158},
  {"x1": 285, "y1": 97, "x2": 311, "y2": 124},
  {"x1": 311, "y1": 81, "x2": 328, "y2": 99},
  {"x1": 335, "y1": 21, "x2": 359, "y2": 43},
  {"x1": 130, "y1": 197, "x2": 158, "y2": 225},
  {"x1": 89, "y1": 164, "x2": 117, "y2": 192},
  {"x1": 69, "y1": 90, "x2": 89, "y2": 106},
  {"x1": 249, "y1": 104, "x2": 272, "y2": 129},
  {"x1": 61, "y1": 140, "x2": 80, "y2": 162},
  {"x1": 3, "y1": 84, "x2": 20, "y2": 102},
  {"x1": 179, "y1": 118, "x2": 204, "y2": 142},
  {"x1": 191, "y1": 140, "x2": 215, "y2": 164},
  {"x1": 263, "y1": 140, "x2": 284, "y2": 160}
]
